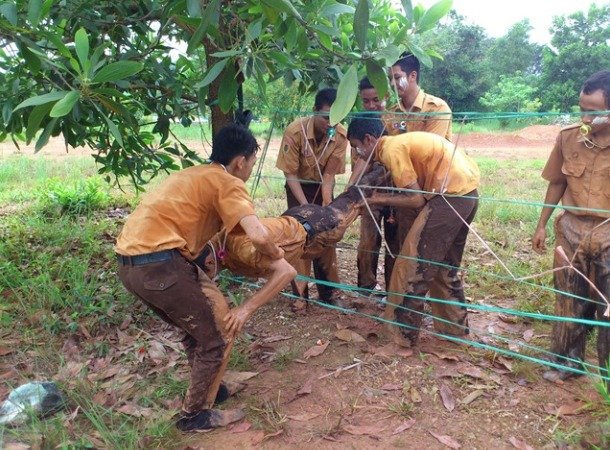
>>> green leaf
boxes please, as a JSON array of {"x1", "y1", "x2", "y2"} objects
[
  {"x1": 35, "y1": 117, "x2": 57, "y2": 152},
  {"x1": 246, "y1": 19, "x2": 263, "y2": 42},
  {"x1": 0, "y1": 1, "x2": 17, "y2": 25},
  {"x1": 354, "y1": 0, "x2": 369, "y2": 52},
  {"x1": 210, "y1": 50, "x2": 242, "y2": 58},
  {"x1": 218, "y1": 64, "x2": 238, "y2": 113},
  {"x1": 330, "y1": 64, "x2": 358, "y2": 126},
  {"x1": 400, "y1": 0, "x2": 413, "y2": 22},
  {"x1": 2, "y1": 102, "x2": 12, "y2": 123},
  {"x1": 40, "y1": 0, "x2": 53, "y2": 18},
  {"x1": 27, "y1": 0, "x2": 42, "y2": 26},
  {"x1": 407, "y1": 41, "x2": 432, "y2": 67},
  {"x1": 13, "y1": 91, "x2": 68, "y2": 111},
  {"x1": 195, "y1": 58, "x2": 228, "y2": 88},
  {"x1": 92, "y1": 61, "x2": 144, "y2": 83},
  {"x1": 186, "y1": 0, "x2": 219, "y2": 53},
  {"x1": 74, "y1": 28, "x2": 90, "y2": 74},
  {"x1": 321, "y1": 2, "x2": 355, "y2": 16},
  {"x1": 375, "y1": 44, "x2": 402, "y2": 66},
  {"x1": 26, "y1": 102, "x2": 53, "y2": 143},
  {"x1": 186, "y1": 0, "x2": 201, "y2": 17},
  {"x1": 103, "y1": 114, "x2": 123, "y2": 146},
  {"x1": 19, "y1": 43, "x2": 41, "y2": 73},
  {"x1": 260, "y1": 0, "x2": 303, "y2": 21},
  {"x1": 417, "y1": 0, "x2": 452, "y2": 33},
  {"x1": 49, "y1": 90, "x2": 80, "y2": 117},
  {"x1": 365, "y1": 60, "x2": 388, "y2": 100}
]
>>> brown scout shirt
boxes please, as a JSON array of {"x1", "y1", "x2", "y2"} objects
[
  {"x1": 375, "y1": 131, "x2": 480, "y2": 198},
  {"x1": 115, "y1": 164, "x2": 256, "y2": 259},
  {"x1": 542, "y1": 124, "x2": 610, "y2": 218},
  {"x1": 276, "y1": 117, "x2": 348, "y2": 182},
  {"x1": 212, "y1": 216, "x2": 307, "y2": 278},
  {"x1": 387, "y1": 89, "x2": 453, "y2": 140}
]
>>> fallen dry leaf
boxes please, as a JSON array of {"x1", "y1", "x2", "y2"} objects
[
  {"x1": 0, "y1": 346, "x2": 15, "y2": 356},
  {"x1": 429, "y1": 431, "x2": 461, "y2": 449},
  {"x1": 461, "y1": 390, "x2": 485, "y2": 405},
  {"x1": 498, "y1": 313, "x2": 518, "y2": 324},
  {"x1": 119, "y1": 315, "x2": 132, "y2": 330},
  {"x1": 297, "y1": 377, "x2": 314, "y2": 396},
  {"x1": 372, "y1": 343, "x2": 413, "y2": 359},
  {"x1": 223, "y1": 371, "x2": 259, "y2": 383},
  {"x1": 343, "y1": 424, "x2": 385, "y2": 436},
  {"x1": 494, "y1": 356, "x2": 513, "y2": 372},
  {"x1": 556, "y1": 401, "x2": 586, "y2": 416},
  {"x1": 440, "y1": 384, "x2": 456, "y2": 412},
  {"x1": 229, "y1": 421, "x2": 252, "y2": 433},
  {"x1": 334, "y1": 329, "x2": 365, "y2": 343},
  {"x1": 410, "y1": 387, "x2": 422, "y2": 403},
  {"x1": 116, "y1": 403, "x2": 153, "y2": 418},
  {"x1": 261, "y1": 335, "x2": 291, "y2": 344},
  {"x1": 458, "y1": 365, "x2": 487, "y2": 380},
  {"x1": 392, "y1": 418, "x2": 416, "y2": 435},
  {"x1": 287, "y1": 412, "x2": 320, "y2": 422},
  {"x1": 3, "y1": 444, "x2": 31, "y2": 450},
  {"x1": 147, "y1": 341, "x2": 166, "y2": 362},
  {"x1": 522, "y1": 329, "x2": 534, "y2": 342},
  {"x1": 421, "y1": 347, "x2": 460, "y2": 361},
  {"x1": 509, "y1": 436, "x2": 535, "y2": 450},
  {"x1": 303, "y1": 340, "x2": 329, "y2": 359}
]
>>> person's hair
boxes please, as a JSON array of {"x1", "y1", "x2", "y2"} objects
[
  {"x1": 359, "y1": 76, "x2": 375, "y2": 91},
  {"x1": 347, "y1": 116, "x2": 386, "y2": 141},
  {"x1": 582, "y1": 70, "x2": 610, "y2": 108},
  {"x1": 393, "y1": 52, "x2": 420, "y2": 83},
  {"x1": 210, "y1": 124, "x2": 259, "y2": 165},
  {"x1": 314, "y1": 88, "x2": 337, "y2": 110}
]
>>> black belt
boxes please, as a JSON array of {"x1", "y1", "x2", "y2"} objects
[{"x1": 117, "y1": 249, "x2": 180, "y2": 266}]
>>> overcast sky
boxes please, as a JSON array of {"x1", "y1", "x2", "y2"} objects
[{"x1": 417, "y1": 0, "x2": 608, "y2": 44}]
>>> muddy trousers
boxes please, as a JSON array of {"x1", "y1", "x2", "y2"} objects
[
  {"x1": 118, "y1": 254, "x2": 231, "y2": 413},
  {"x1": 549, "y1": 212, "x2": 610, "y2": 379},
  {"x1": 384, "y1": 190, "x2": 479, "y2": 347},
  {"x1": 357, "y1": 206, "x2": 399, "y2": 291},
  {"x1": 285, "y1": 182, "x2": 340, "y2": 302}
]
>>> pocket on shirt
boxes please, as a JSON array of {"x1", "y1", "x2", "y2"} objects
[
  {"x1": 143, "y1": 274, "x2": 179, "y2": 291},
  {"x1": 560, "y1": 160, "x2": 586, "y2": 177}
]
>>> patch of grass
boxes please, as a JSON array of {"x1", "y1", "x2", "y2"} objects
[
  {"x1": 38, "y1": 177, "x2": 112, "y2": 217},
  {"x1": 387, "y1": 398, "x2": 415, "y2": 419},
  {"x1": 248, "y1": 392, "x2": 288, "y2": 434},
  {"x1": 228, "y1": 337, "x2": 253, "y2": 371},
  {"x1": 272, "y1": 346, "x2": 298, "y2": 371}
]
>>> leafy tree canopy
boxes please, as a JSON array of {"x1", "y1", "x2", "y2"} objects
[{"x1": 0, "y1": 0, "x2": 451, "y2": 187}]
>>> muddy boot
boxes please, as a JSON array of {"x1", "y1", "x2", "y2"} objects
[{"x1": 175, "y1": 408, "x2": 245, "y2": 432}]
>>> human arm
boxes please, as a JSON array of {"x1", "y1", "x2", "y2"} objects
[
  {"x1": 368, "y1": 182, "x2": 426, "y2": 210},
  {"x1": 346, "y1": 157, "x2": 368, "y2": 189},
  {"x1": 532, "y1": 180, "x2": 567, "y2": 254},
  {"x1": 284, "y1": 172, "x2": 309, "y2": 205},
  {"x1": 239, "y1": 215, "x2": 284, "y2": 260},
  {"x1": 224, "y1": 258, "x2": 297, "y2": 336}
]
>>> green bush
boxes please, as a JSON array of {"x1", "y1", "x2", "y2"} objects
[{"x1": 39, "y1": 177, "x2": 111, "y2": 216}]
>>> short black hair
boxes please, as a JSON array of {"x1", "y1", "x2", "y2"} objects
[
  {"x1": 347, "y1": 116, "x2": 386, "y2": 141},
  {"x1": 582, "y1": 70, "x2": 610, "y2": 108},
  {"x1": 359, "y1": 77, "x2": 375, "y2": 91},
  {"x1": 393, "y1": 53, "x2": 420, "y2": 83},
  {"x1": 210, "y1": 124, "x2": 259, "y2": 166},
  {"x1": 314, "y1": 88, "x2": 337, "y2": 110}
]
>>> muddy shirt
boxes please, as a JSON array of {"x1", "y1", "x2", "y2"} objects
[
  {"x1": 375, "y1": 132, "x2": 479, "y2": 197},
  {"x1": 542, "y1": 124, "x2": 610, "y2": 218},
  {"x1": 213, "y1": 216, "x2": 307, "y2": 278},
  {"x1": 387, "y1": 90, "x2": 453, "y2": 140},
  {"x1": 115, "y1": 164, "x2": 256, "y2": 259},
  {"x1": 276, "y1": 117, "x2": 347, "y2": 182}
]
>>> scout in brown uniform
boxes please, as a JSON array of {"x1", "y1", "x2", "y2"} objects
[
  {"x1": 532, "y1": 70, "x2": 610, "y2": 384},
  {"x1": 387, "y1": 53, "x2": 453, "y2": 140},
  {"x1": 348, "y1": 117, "x2": 480, "y2": 347},
  {"x1": 115, "y1": 125, "x2": 291, "y2": 432},
  {"x1": 354, "y1": 77, "x2": 399, "y2": 297},
  {"x1": 276, "y1": 88, "x2": 349, "y2": 307}
]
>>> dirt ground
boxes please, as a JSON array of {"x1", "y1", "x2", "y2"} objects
[{"x1": 3, "y1": 125, "x2": 603, "y2": 449}]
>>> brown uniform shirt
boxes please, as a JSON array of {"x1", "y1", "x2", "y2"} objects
[
  {"x1": 115, "y1": 164, "x2": 256, "y2": 259},
  {"x1": 276, "y1": 117, "x2": 347, "y2": 182},
  {"x1": 212, "y1": 216, "x2": 307, "y2": 278},
  {"x1": 387, "y1": 89, "x2": 453, "y2": 140},
  {"x1": 375, "y1": 132, "x2": 480, "y2": 197},
  {"x1": 542, "y1": 124, "x2": 610, "y2": 218}
]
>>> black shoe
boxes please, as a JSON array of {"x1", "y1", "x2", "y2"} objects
[{"x1": 175, "y1": 408, "x2": 245, "y2": 432}]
